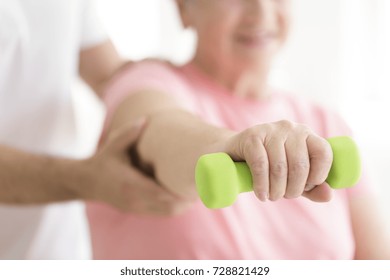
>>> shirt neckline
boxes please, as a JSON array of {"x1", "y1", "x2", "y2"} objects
[{"x1": 180, "y1": 61, "x2": 277, "y2": 109}]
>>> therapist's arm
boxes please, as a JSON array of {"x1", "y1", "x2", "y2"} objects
[
  {"x1": 79, "y1": 40, "x2": 128, "y2": 97},
  {"x1": 0, "y1": 123, "x2": 183, "y2": 215},
  {"x1": 76, "y1": 40, "x2": 191, "y2": 214},
  {"x1": 0, "y1": 145, "x2": 90, "y2": 204}
]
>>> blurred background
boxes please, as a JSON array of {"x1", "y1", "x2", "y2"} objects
[{"x1": 73, "y1": 0, "x2": 390, "y2": 215}]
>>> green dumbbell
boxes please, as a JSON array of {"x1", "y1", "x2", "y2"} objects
[{"x1": 195, "y1": 136, "x2": 361, "y2": 209}]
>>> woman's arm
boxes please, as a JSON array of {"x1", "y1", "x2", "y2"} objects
[
  {"x1": 350, "y1": 195, "x2": 390, "y2": 259},
  {"x1": 107, "y1": 89, "x2": 334, "y2": 202},
  {"x1": 107, "y1": 89, "x2": 233, "y2": 200}
]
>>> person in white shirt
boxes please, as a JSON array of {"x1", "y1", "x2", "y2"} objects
[{"x1": 0, "y1": 0, "x2": 184, "y2": 259}]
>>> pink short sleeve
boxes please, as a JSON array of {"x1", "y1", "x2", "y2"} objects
[{"x1": 101, "y1": 61, "x2": 196, "y2": 133}]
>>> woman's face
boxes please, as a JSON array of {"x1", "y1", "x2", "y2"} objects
[{"x1": 179, "y1": 0, "x2": 291, "y2": 71}]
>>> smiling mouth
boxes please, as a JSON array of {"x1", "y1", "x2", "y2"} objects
[{"x1": 236, "y1": 32, "x2": 277, "y2": 49}]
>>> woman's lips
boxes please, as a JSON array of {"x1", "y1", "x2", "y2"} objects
[{"x1": 236, "y1": 32, "x2": 276, "y2": 49}]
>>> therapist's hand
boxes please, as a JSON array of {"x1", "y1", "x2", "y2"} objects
[{"x1": 82, "y1": 119, "x2": 191, "y2": 215}]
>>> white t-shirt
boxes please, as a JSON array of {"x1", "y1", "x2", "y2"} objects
[{"x1": 0, "y1": 0, "x2": 107, "y2": 259}]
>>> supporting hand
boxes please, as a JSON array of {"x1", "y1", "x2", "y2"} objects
[{"x1": 83, "y1": 119, "x2": 192, "y2": 215}]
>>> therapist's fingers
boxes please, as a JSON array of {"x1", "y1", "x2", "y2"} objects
[
  {"x1": 121, "y1": 167, "x2": 193, "y2": 215},
  {"x1": 92, "y1": 118, "x2": 193, "y2": 215},
  {"x1": 105, "y1": 118, "x2": 146, "y2": 154},
  {"x1": 97, "y1": 118, "x2": 145, "y2": 151}
]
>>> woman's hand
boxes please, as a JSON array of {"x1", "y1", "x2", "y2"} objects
[{"x1": 221, "y1": 120, "x2": 334, "y2": 202}]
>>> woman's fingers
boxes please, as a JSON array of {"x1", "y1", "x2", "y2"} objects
[
  {"x1": 228, "y1": 121, "x2": 334, "y2": 203},
  {"x1": 284, "y1": 136, "x2": 310, "y2": 199},
  {"x1": 302, "y1": 182, "x2": 333, "y2": 202},
  {"x1": 242, "y1": 135, "x2": 269, "y2": 202},
  {"x1": 265, "y1": 138, "x2": 288, "y2": 201},
  {"x1": 305, "y1": 134, "x2": 333, "y2": 191}
]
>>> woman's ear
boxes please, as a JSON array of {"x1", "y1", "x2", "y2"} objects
[{"x1": 175, "y1": 0, "x2": 192, "y2": 29}]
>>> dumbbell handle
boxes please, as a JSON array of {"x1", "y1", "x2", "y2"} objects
[
  {"x1": 196, "y1": 136, "x2": 361, "y2": 208},
  {"x1": 234, "y1": 163, "x2": 253, "y2": 194}
]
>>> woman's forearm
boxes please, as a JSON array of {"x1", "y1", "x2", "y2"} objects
[
  {"x1": 106, "y1": 90, "x2": 234, "y2": 200},
  {"x1": 108, "y1": 90, "x2": 334, "y2": 204},
  {"x1": 137, "y1": 109, "x2": 233, "y2": 199}
]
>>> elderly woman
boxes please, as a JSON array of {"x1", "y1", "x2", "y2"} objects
[{"x1": 87, "y1": 0, "x2": 390, "y2": 259}]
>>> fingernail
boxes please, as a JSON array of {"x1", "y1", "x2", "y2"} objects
[
  {"x1": 257, "y1": 191, "x2": 269, "y2": 202},
  {"x1": 305, "y1": 184, "x2": 316, "y2": 191}
]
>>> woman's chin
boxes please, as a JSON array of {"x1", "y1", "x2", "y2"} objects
[{"x1": 230, "y1": 56, "x2": 273, "y2": 73}]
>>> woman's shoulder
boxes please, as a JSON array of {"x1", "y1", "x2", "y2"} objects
[
  {"x1": 103, "y1": 59, "x2": 191, "y2": 97},
  {"x1": 123, "y1": 59, "x2": 184, "y2": 79},
  {"x1": 106, "y1": 59, "x2": 184, "y2": 86},
  {"x1": 273, "y1": 89, "x2": 352, "y2": 138}
]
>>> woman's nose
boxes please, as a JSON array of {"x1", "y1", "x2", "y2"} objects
[{"x1": 244, "y1": 0, "x2": 276, "y2": 27}]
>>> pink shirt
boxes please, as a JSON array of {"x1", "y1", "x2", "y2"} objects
[{"x1": 87, "y1": 61, "x2": 371, "y2": 260}]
